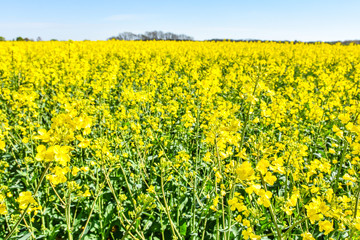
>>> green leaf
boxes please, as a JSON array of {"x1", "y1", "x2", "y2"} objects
[
  {"x1": 180, "y1": 222, "x2": 187, "y2": 236},
  {"x1": 18, "y1": 233, "x2": 32, "y2": 240},
  {"x1": 143, "y1": 220, "x2": 153, "y2": 231}
]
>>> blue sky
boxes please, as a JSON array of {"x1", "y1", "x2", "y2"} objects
[{"x1": 1, "y1": 0, "x2": 359, "y2": 41}]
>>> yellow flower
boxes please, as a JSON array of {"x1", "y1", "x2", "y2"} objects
[
  {"x1": 34, "y1": 129, "x2": 51, "y2": 142},
  {"x1": 332, "y1": 125, "x2": 343, "y2": 138},
  {"x1": 241, "y1": 226, "x2": 260, "y2": 240},
  {"x1": 0, "y1": 203, "x2": 7, "y2": 215},
  {"x1": 72, "y1": 166, "x2": 80, "y2": 176},
  {"x1": 210, "y1": 196, "x2": 219, "y2": 211},
  {"x1": 203, "y1": 152, "x2": 212, "y2": 162},
  {"x1": 53, "y1": 145, "x2": 72, "y2": 166},
  {"x1": 235, "y1": 215, "x2": 242, "y2": 223},
  {"x1": 215, "y1": 171, "x2": 222, "y2": 183},
  {"x1": 0, "y1": 140, "x2": 6, "y2": 151},
  {"x1": 146, "y1": 185, "x2": 155, "y2": 194},
  {"x1": 235, "y1": 148, "x2": 247, "y2": 159},
  {"x1": 81, "y1": 166, "x2": 89, "y2": 172},
  {"x1": 242, "y1": 228, "x2": 252, "y2": 240},
  {"x1": 343, "y1": 173, "x2": 357, "y2": 182},
  {"x1": 256, "y1": 159, "x2": 269, "y2": 175},
  {"x1": 236, "y1": 161, "x2": 255, "y2": 181},
  {"x1": 301, "y1": 232, "x2": 315, "y2": 240},
  {"x1": 242, "y1": 219, "x2": 250, "y2": 227},
  {"x1": 257, "y1": 189, "x2": 272, "y2": 208},
  {"x1": 35, "y1": 145, "x2": 53, "y2": 162},
  {"x1": 17, "y1": 191, "x2": 37, "y2": 210},
  {"x1": 245, "y1": 184, "x2": 261, "y2": 195},
  {"x1": 228, "y1": 195, "x2": 247, "y2": 212},
  {"x1": 46, "y1": 166, "x2": 70, "y2": 186},
  {"x1": 35, "y1": 145, "x2": 71, "y2": 166},
  {"x1": 305, "y1": 198, "x2": 327, "y2": 224},
  {"x1": 354, "y1": 218, "x2": 360, "y2": 231},
  {"x1": 319, "y1": 220, "x2": 334, "y2": 235},
  {"x1": 82, "y1": 190, "x2": 91, "y2": 197},
  {"x1": 228, "y1": 197, "x2": 238, "y2": 211},
  {"x1": 338, "y1": 113, "x2": 350, "y2": 124},
  {"x1": 79, "y1": 139, "x2": 90, "y2": 148},
  {"x1": 264, "y1": 172, "x2": 277, "y2": 185}
]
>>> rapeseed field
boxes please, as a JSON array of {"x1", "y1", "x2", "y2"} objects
[{"x1": 0, "y1": 41, "x2": 360, "y2": 239}]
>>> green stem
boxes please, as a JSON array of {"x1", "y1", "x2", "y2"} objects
[
  {"x1": 79, "y1": 182, "x2": 105, "y2": 240},
  {"x1": 201, "y1": 217, "x2": 208, "y2": 240},
  {"x1": 120, "y1": 203, "x2": 148, "y2": 240},
  {"x1": 349, "y1": 188, "x2": 360, "y2": 239},
  {"x1": 160, "y1": 168, "x2": 182, "y2": 239},
  {"x1": 282, "y1": 217, "x2": 308, "y2": 239},
  {"x1": 5, "y1": 163, "x2": 51, "y2": 240},
  {"x1": 66, "y1": 190, "x2": 73, "y2": 240},
  {"x1": 192, "y1": 106, "x2": 201, "y2": 238},
  {"x1": 260, "y1": 174, "x2": 282, "y2": 240},
  {"x1": 104, "y1": 167, "x2": 145, "y2": 240},
  {"x1": 334, "y1": 140, "x2": 348, "y2": 192}
]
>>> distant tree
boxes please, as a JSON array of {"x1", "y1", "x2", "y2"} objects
[
  {"x1": 164, "y1": 32, "x2": 177, "y2": 40},
  {"x1": 108, "y1": 32, "x2": 139, "y2": 40},
  {"x1": 0, "y1": 36, "x2": 5, "y2": 41},
  {"x1": 108, "y1": 31, "x2": 193, "y2": 41},
  {"x1": 23, "y1": 37, "x2": 34, "y2": 41},
  {"x1": 14, "y1": 37, "x2": 34, "y2": 41},
  {"x1": 145, "y1": 31, "x2": 162, "y2": 40},
  {"x1": 123, "y1": 32, "x2": 138, "y2": 40},
  {"x1": 50, "y1": 39, "x2": 58, "y2": 41},
  {"x1": 138, "y1": 34, "x2": 149, "y2": 41},
  {"x1": 36, "y1": 37, "x2": 42, "y2": 41}
]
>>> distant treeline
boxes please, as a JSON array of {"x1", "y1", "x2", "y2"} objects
[
  {"x1": 108, "y1": 31, "x2": 194, "y2": 41},
  {"x1": 1, "y1": 34, "x2": 359, "y2": 45},
  {"x1": 207, "y1": 39, "x2": 360, "y2": 45},
  {"x1": 0, "y1": 36, "x2": 54, "y2": 41}
]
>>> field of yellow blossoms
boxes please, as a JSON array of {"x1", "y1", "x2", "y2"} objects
[{"x1": 0, "y1": 40, "x2": 360, "y2": 240}]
